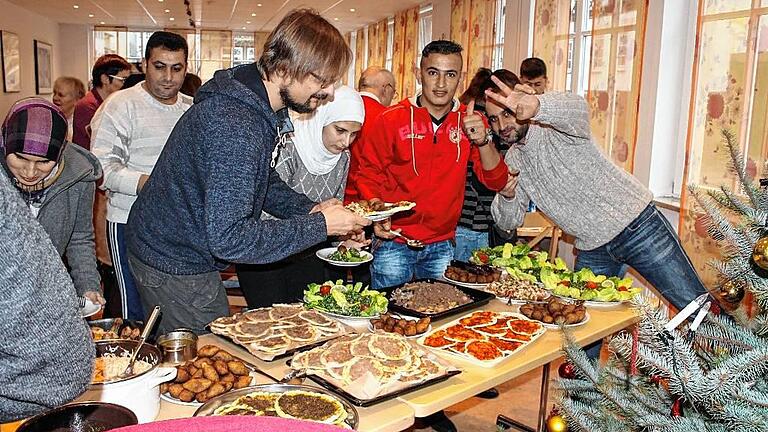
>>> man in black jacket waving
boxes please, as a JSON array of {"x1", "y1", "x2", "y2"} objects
[{"x1": 127, "y1": 9, "x2": 370, "y2": 334}]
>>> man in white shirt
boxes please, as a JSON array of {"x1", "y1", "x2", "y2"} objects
[{"x1": 91, "y1": 31, "x2": 192, "y2": 320}]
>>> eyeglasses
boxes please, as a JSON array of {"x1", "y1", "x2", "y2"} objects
[
  {"x1": 108, "y1": 74, "x2": 127, "y2": 83},
  {"x1": 385, "y1": 83, "x2": 398, "y2": 96}
]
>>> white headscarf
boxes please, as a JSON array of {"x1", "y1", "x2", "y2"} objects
[{"x1": 291, "y1": 85, "x2": 365, "y2": 175}]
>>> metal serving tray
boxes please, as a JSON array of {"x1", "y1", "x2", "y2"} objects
[
  {"x1": 380, "y1": 278, "x2": 495, "y2": 321},
  {"x1": 193, "y1": 383, "x2": 359, "y2": 429}
]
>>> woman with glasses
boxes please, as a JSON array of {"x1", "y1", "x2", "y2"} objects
[
  {"x1": 1, "y1": 98, "x2": 105, "y2": 307},
  {"x1": 72, "y1": 54, "x2": 132, "y2": 150}
]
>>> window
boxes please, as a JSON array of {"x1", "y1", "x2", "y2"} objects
[
  {"x1": 93, "y1": 28, "x2": 154, "y2": 69},
  {"x1": 491, "y1": 0, "x2": 506, "y2": 71},
  {"x1": 232, "y1": 32, "x2": 255, "y2": 67},
  {"x1": 417, "y1": 4, "x2": 433, "y2": 68},
  {"x1": 385, "y1": 18, "x2": 395, "y2": 71},
  {"x1": 348, "y1": 31, "x2": 357, "y2": 87}
]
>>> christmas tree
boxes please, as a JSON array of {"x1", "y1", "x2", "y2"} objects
[{"x1": 553, "y1": 130, "x2": 768, "y2": 432}]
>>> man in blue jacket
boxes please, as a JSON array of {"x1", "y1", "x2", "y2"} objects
[{"x1": 127, "y1": 9, "x2": 370, "y2": 334}]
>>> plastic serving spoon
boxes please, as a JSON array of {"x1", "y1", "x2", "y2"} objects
[{"x1": 118, "y1": 305, "x2": 161, "y2": 379}]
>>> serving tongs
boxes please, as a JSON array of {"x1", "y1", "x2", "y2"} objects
[
  {"x1": 118, "y1": 305, "x2": 161, "y2": 379},
  {"x1": 280, "y1": 368, "x2": 307, "y2": 384}
]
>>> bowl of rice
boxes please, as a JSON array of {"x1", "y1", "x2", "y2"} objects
[{"x1": 78, "y1": 340, "x2": 177, "y2": 423}]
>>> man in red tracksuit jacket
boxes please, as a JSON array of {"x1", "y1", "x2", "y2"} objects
[{"x1": 355, "y1": 40, "x2": 509, "y2": 289}]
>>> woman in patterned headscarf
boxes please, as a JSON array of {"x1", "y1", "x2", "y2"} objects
[
  {"x1": 236, "y1": 86, "x2": 366, "y2": 308},
  {"x1": 1, "y1": 98, "x2": 105, "y2": 307}
]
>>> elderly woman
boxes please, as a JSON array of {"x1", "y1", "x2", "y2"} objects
[
  {"x1": 52, "y1": 76, "x2": 86, "y2": 142},
  {"x1": 237, "y1": 86, "x2": 365, "y2": 308},
  {"x1": 1, "y1": 98, "x2": 105, "y2": 306}
]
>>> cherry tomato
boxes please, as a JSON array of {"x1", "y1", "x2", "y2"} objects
[
  {"x1": 559, "y1": 280, "x2": 571, "y2": 287},
  {"x1": 320, "y1": 285, "x2": 332, "y2": 296},
  {"x1": 586, "y1": 281, "x2": 598, "y2": 290},
  {"x1": 618, "y1": 286, "x2": 628, "y2": 292},
  {"x1": 477, "y1": 252, "x2": 489, "y2": 263}
]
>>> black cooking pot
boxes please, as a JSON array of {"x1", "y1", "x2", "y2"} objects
[{"x1": 17, "y1": 402, "x2": 138, "y2": 432}]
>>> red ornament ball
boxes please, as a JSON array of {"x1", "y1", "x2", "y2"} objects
[
  {"x1": 558, "y1": 362, "x2": 576, "y2": 379},
  {"x1": 671, "y1": 399, "x2": 683, "y2": 417}
]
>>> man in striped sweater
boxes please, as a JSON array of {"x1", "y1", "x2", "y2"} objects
[{"x1": 91, "y1": 31, "x2": 192, "y2": 320}]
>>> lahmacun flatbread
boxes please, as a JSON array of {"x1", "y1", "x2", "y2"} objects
[
  {"x1": 466, "y1": 340, "x2": 503, "y2": 361},
  {"x1": 298, "y1": 310, "x2": 335, "y2": 327},
  {"x1": 269, "y1": 303, "x2": 303, "y2": 321},
  {"x1": 423, "y1": 330, "x2": 453, "y2": 348},
  {"x1": 283, "y1": 324, "x2": 318, "y2": 342},
  {"x1": 368, "y1": 334, "x2": 411, "y2": 360},
  {"x1": 444, "y1": 325, "x2": 483, "y2": 342},
  {"x1": 241, "y1": 308, "x2": 273, "y2": 322},
  {"x1": 320, "y1": 341, "x2": 355, "y2": 367}
]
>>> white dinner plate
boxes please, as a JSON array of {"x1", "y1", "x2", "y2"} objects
[
  {"x1": 160, "y1": 393, "x2": 203, "y2": 407},
  {"x1": 537, "y1": 312, "x2": 590, "y2": 330},
  {"x1": 367, "y1": 317, "x2": 432, "y2": 339},
  {"x1": 315, "y1": 247, "x2": 373, "y2": 267},
  {"x1": 442, "y1": 274, "x2": 491, "y2": 289},
  {"x1": 363, "y1": 202, "x2": 416, "y2": 222},
  {"x1": 553, "y1": 294, "x2": 631, "y2": 310},
  {"x1": 81, "y1": 298, "x2": 101, "y2": 318}
]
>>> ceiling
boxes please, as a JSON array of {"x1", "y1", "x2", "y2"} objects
[{"x1": 8, "y1": 0, "x2": 424, "y2": 34}]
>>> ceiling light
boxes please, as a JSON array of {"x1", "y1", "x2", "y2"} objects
[
  {"x1": 73, "y1": 4, "x2": 79, "y2": 8},
  {"x1": 169, "y1": 17, "x2": 175, "y2": 21},
  {"x1": 164, "y1": 9, "x2": 170, "y2": 12},
  {"x1": 88, "y1": 13, "x2": 94, "y2": 17},
  {"x1": 100, "y1": 21, "x2": 105, "y2": 24},
  {"x1": 334, "y1": 17, "x2": 338, "y2": 21},
  {"x1": 251, "y1": 12, "x2": 256, "y2": 16},
  {"x1": 241, "y1": 26, "x2": 246, "y2": 30},
  {"x1": 158, "y1": 0, "x2": 163, "y2": 2},
  {"x1": 246, "y1": 21, "x2": 251, "y2": 24},
  {"x1": 257, "y1": 3, "x2": 262, "y2": 6},
  {"x1": 349, "y1": 8, "x2": 355, "y2": 12}
]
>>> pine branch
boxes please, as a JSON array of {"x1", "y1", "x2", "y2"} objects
[{"x1": 721, "y1": 129, "x2": 766, "y2": 209}]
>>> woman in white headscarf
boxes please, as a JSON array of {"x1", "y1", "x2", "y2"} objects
[{"x1": 237, "y1": 85, "x2": 366, "y2": 308}]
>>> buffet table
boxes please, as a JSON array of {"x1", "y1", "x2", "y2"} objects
[{"x1": 153, "y1": 302, "x2": 638, "y2": 432}]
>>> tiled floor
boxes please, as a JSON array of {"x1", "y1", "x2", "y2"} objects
[{"x1": 407, "y1": 358, "x2": 565, "y2": 432}]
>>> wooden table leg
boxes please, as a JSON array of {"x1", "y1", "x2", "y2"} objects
[
  {"x1": 495, "y1": 363, "x2": 551, "y2": 432},
  {"x1": 536, "y1": 362, "x2": 551, "y2": 432}
]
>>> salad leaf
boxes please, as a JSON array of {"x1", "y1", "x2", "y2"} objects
[{"x1": 304, "y1": 280, "x2": 388, "y2": 317}]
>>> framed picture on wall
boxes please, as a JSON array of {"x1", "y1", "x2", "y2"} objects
[
  {"x1": 1, "y1": 30, "x2": 21, "y2": 93},
  {"x1": 33, "y1": 40, "x2": 53, "y2": 94}
]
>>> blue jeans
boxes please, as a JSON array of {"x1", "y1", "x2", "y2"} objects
[
  {"x1": 575, "y1": 203, "x2": 706, "y2": 311},
  {"x1": 453, "y1": 226, "x2": 489, "y2": 262},
  {"x1": 371, "y1": 240, "x2": 455, "y2": 289}
]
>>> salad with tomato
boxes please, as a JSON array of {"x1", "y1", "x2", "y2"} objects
[
  {"x1": 304, "y1": 280, "x2": 388, "y2": 317},
  {"x1": 472, "y1": 243, "x2": 569, "y2": 283},
  {"x1": 544, "y1": 268, "x2": 642, "y2": 302}
]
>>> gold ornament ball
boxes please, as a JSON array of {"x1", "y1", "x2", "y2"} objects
[
  {"x1": 719, "y1": 280, "x2": 745, "y2": 304},
  {"x1": 547, "y1": 414, "x2": 567, "y2": 432},
  {"x1": 752, "y1": 236, "x2": 768, "y2": 270}
]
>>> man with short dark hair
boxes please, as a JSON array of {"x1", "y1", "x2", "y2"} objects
[
  {"x1": 519, "y1": 57, "x2": 548, "y2": 95},
  {"x1": 72, "y1": 54, "x2": 132, "y2": 149},
  {"x1": 126, "y1": 9, "x2": 370, "y2": 334},
  {"x1": 356, "y1": 40, "x2": 508, "y2": 289},
  {"x1": 484, "y1": 70, "x2": 706, "y2": 312},
  {"x1": 345, "y1": 66, "x2": 397, "y2": 203},
  {"x1": 91, "y1": 31, "x2": 192, "y2": 320}
]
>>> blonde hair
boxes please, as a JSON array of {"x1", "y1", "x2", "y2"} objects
[
  {"x1": 258, "y1": 9, "x2": 351, "y2": 85},
  {"x1": 54, "y1": 76, "x2": 86, "y2": 99}
]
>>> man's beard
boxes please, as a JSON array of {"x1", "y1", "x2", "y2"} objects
[
  {"x1": 498, "y1": 124, "x2": 529, "y2": 145},
  {"x1": 279, "y1": 87, "x2": 328, "y2": 114}
]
